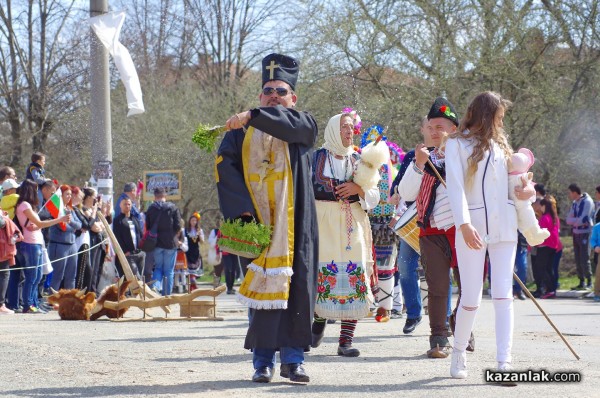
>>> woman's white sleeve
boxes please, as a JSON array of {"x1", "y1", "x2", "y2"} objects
[{"x1": 445, "y1": 140, "x2": 470, "y2": 227}]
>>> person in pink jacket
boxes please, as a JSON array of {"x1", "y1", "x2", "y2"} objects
[{"x1": 536, "y1": 197, "x2": 561, "y2": 299}]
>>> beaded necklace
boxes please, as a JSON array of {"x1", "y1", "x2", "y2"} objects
[{"x1": 327, "y1": 151, "x2": 354, "y2": 251}]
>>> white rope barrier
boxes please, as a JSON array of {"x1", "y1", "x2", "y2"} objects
[{"x1": 0, "y1": 238, "x2": 109, "y2": 272}]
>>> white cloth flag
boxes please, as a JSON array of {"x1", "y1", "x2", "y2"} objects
[{"x1": 89, "y1": 11, "x2": 144, "y2": 116}]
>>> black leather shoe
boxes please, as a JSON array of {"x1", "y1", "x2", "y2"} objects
[
  {"x1": 280, "y1": 363, "x2": 309, "y2": 383},
  {"x1": 252, "y1": 366, "x2": 272, "y2": 383},
  {"x1": 403, "y1": 316, "x2": 422, "y2": 334},
  {"x1": 311, "y1": 321, "x2": 326, "y2": 348},
  {"x1": 515, "y1": 291, "x2": 526, "y2": 300},
  {"x1": 312, "y1": 332, "x2": 325, "y2": 348},
  {"x1": 280, "y1": 363, "x2": 290, "y2": 378},
  {"x1": 337, "y1": 344, "x2": 360, "y2": 357}
]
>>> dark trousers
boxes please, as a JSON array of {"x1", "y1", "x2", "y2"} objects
[
  {"x1": 0, "y1": 260, "x2": 9, "y2": 306},
  {"x1": 536, "y1": 246, "x2": 557, "y2": 292},
  {"x1": 116, "y1": 251, "x2": 146, "y2": 279},
  {"x1": 222, "y1": 254, "x2": 238, "y2": 291},
  {"x1": 76, "y1": 244, "x2": 91, "y2": 290},
  {"x1": 419, "y1": 234, "x2": 452, "y2": 337},
  {"x1": 532, "y1": 251, "x2": 544, "y2": 293},
  {"x1": 553, "y1": 249, "x2": 563, "y2": 290},
  {"x1": 143, "y1": 250, "x2": 155, "y2": 283},
  {"x1": 88, "y1": 244, "x2": 105, "y2": 293},
  {"x1": 573, "y1": 233, "x2": 592, "y2": 280},
  {"x1": 222, "y1": 254, "x2": 249, "y2": 290},
  {"x1": 213, "y1": 262, "x2": 224, "y2": 277},
  {"x1": 7, "y1": 252, "x2": 23, "y2": 309}
]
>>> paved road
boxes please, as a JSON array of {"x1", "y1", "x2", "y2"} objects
[{"x1": 1, "y1": 288, "x2": 598, "y2": 397}]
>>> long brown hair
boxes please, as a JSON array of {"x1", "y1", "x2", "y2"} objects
[
  {"x1": 16, "y1": 179, "x2": 39, "y2": 210},
  {"x1": 546, "y1": 194, "x2": 560, "y2": 219},
  {"x1": 540, "y1": 197, "x2": 558, "y2": 225},
  {"x1": 453, "y1": 91, "x2": 513, "y2": 187}
]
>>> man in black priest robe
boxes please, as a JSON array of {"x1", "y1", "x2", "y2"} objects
[{"x1": 216, "y1": 53, "x2": 318, "y2": 384}]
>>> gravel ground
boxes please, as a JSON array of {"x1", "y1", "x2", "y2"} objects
[{"x1": 1, "y1": 289, "x2": 598, "y2": 398}]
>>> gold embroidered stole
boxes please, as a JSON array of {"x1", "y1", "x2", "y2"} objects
[{"x1": 237, "y1": 127, "x2": 295, "y2": 309}]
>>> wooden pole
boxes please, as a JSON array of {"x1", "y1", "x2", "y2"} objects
[
  {"x1": 513, "y1": 272, "x2": 580, "y2": 360},
  {"x1": 117, "y1": 277, "x2": 121, "y2": 320},
  {"x1": 427, "y1": 159, "x2": 446, "y2": 188}
]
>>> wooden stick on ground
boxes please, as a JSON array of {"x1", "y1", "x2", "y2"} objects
[
  {"x1": 513, "y1": 272, "x2": 580, "y2": 360},
  {"x1": 102, "y1": 285, "x2": 226, "y2": 311},
  {"x1": 97, "y1": 213, "x2": 170, "y2": 313}
]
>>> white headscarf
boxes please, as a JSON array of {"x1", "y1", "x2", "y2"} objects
[{"x1": 322, "y1": 114, "x2": 355, "y2": 157}]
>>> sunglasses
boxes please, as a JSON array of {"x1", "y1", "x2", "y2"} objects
[{"x1": 262, "y1": 87, "x2": 291, "y2": 97}]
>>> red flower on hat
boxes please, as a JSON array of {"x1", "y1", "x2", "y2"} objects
[{"x1": 439, "y1": 105, "x2": 456, "y2": 119}]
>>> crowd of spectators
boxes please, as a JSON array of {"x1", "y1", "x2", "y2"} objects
[{"x1": 0, "y1": 153, "x2": 212, "y2": 316}]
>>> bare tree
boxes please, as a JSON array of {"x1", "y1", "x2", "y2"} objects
[{"x1": 0, "y1": 0, "x2": 87, "y2": 167}]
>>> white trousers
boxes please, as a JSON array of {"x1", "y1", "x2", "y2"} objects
[{"x1": 453, "y1": 233, "x2": 516, "y2": 363}]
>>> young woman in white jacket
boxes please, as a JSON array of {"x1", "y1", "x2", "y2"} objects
[{"x1": 445, "y1": 91, "x2": 534, "y2": 379}]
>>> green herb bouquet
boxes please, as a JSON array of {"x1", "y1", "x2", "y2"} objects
[
  {"x1": 192, "y1": 124, "x2": 228, "y2": 152},
  {"x1": 218, "y1": 219, "x2": 272, "y2": 259}
]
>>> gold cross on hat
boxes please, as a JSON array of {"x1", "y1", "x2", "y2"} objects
[{"x1": 266, "y1": 60, "x2": 280, "y2": 80}]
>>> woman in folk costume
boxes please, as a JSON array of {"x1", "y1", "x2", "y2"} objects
[
  {"x1": 310, "y1": 112, "x2": 384, "y2": 357},
  {"x1": 184, "y1": 213, "x2": 204, "y2": 290},
  {"x1": 446, "y1": 91, "x2": 534, "y2": 379}
]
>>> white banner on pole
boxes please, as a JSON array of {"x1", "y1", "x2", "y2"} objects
[{"x1": 89, "y1": 11, "x2": 145, "y2": 116}]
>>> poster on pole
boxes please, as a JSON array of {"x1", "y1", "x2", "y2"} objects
[
  {"x1": 94, "y1": 160, "x2": 114, "y2": 197},
  {"x1": 142, "y1": 170, "x2": 182, "y2": 201}
]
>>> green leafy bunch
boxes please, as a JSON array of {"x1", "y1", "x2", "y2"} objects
[
  {"x1": 218, "y1": 219, "x2": 272, "y2": 256},
  {"x1": 191, "y1": 124, "x2": 228, "y2": 152}
]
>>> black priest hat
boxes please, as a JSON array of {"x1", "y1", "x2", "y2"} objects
[{"x1": 261, "y1": 53, "x2": 299, "y2": 90}]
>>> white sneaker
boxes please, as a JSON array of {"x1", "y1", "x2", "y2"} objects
[
  {"x1": 0, "y1": 304, "x2": 15, "y2": 315},
  {"x1": 498, "y1": 361, "x2": 512, "y2": 371},
  {"x1": 450, "y1": 348, "x2": 468, "y2": 379}
]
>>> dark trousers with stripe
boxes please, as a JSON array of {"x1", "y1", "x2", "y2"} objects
[{"x1": 419, "y1": 234, "x2": 452, "y2": 337}]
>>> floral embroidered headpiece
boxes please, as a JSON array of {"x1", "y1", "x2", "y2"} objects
[{"x1": 360, "y1": 124, "x2": 385, "y2": 148}]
